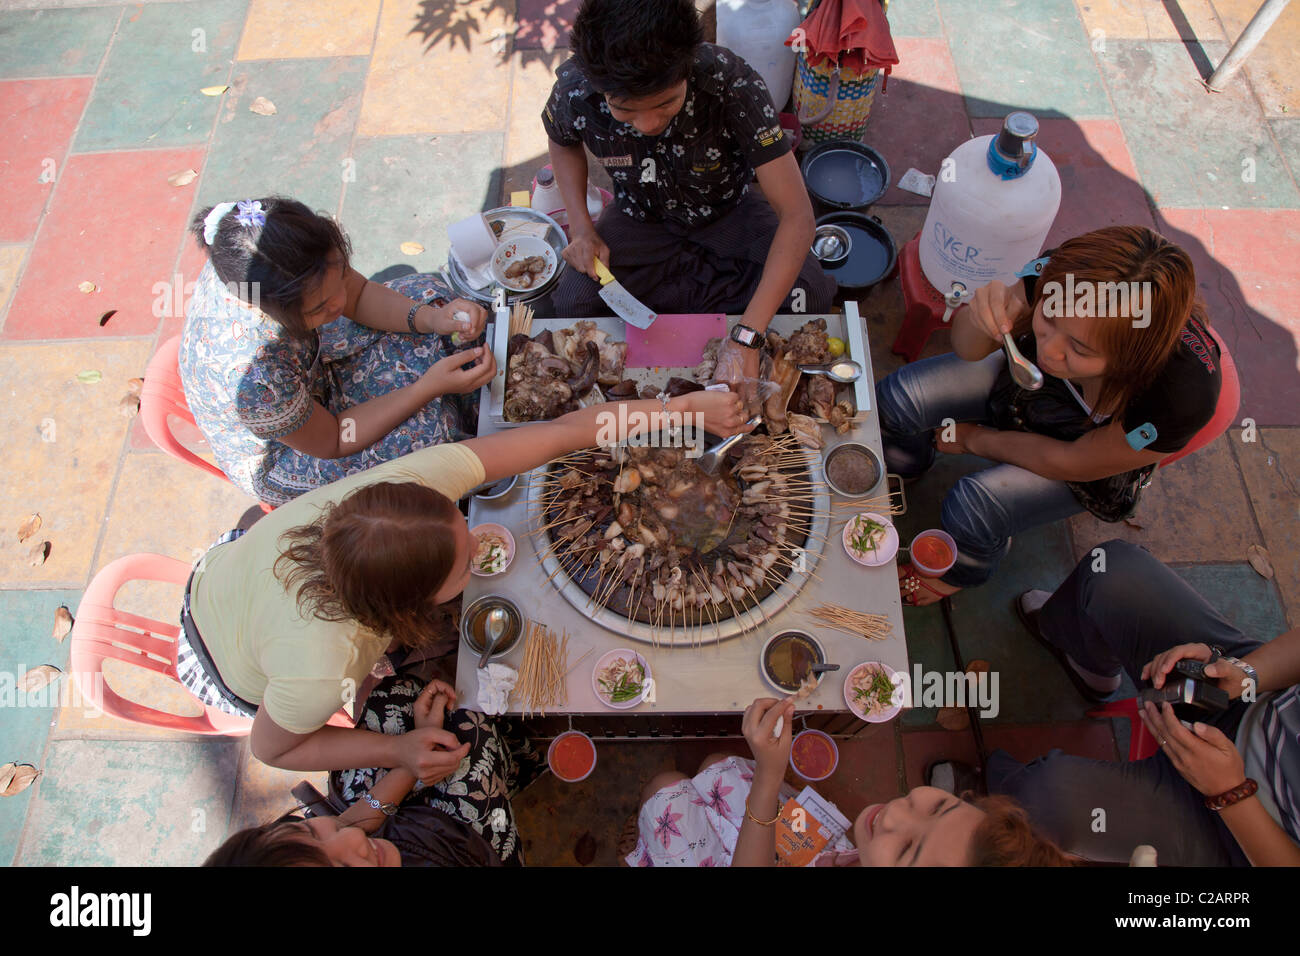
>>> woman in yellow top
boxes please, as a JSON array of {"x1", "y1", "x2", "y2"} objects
[{"x1": 178, "y1": 388, "x2": 748, "y2": 782}]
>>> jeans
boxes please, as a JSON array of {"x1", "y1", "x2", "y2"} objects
[
  {"x1": 987, "y1": 540, "x2": 1261, "y2": 865},
  {"x1": 875, "y1": 351, "x2": 1082, "y2": 588}
]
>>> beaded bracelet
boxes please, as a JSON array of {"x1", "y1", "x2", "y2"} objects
[
  {"x1": 1204, "y1": 778, "x2": 1258, "y2": 811},
  {"x1": 405, "y1": 302, "x2": 423, "y2": 334}
]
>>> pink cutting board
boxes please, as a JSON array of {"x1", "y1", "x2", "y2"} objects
[{"x1": 624, "y1": 313, "x2": 727, "y2": 369}]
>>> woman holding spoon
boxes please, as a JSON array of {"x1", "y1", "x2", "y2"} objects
[{"x1": 874, "y1": 226, "x2": 1222, "y2": 605}]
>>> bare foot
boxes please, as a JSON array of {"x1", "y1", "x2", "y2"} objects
[{"x1": 898, "y1": 562, "x2": 961, "y2": 607}]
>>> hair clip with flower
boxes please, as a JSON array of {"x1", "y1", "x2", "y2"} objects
[{"x1": 235, "y1": 200, "x2": 267, "y2": 230}]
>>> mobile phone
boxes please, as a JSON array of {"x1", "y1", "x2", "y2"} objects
[{"x1": 1137, "y1": 677, "x2": 1228, "y2": 722}]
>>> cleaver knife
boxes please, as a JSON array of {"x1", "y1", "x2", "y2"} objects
[{"x1": 594, "y1": 258, "x2": 657, "y2": 330}]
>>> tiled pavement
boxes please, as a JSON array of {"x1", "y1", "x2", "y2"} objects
[{"x1": 0, "y1": 0, "x2": 1295, "y2": 867}]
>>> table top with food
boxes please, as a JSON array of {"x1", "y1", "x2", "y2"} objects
[{"x1": 455, "y1": 306, "x2": 908, "y2": 717}]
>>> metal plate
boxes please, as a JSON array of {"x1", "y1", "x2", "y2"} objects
[{"x1": 443, "y1": 206, "x2": 568, "y2": 306}]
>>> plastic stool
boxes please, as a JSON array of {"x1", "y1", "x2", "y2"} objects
[
  {"x1": 1088, "y1": 697, "x2": 1160, "y2": 761},
  {"x1": 891, "y1": 234, "x2": 951, "y2": 362}
]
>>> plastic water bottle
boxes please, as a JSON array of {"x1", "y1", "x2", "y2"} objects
[
  {"x1": 716, "y1": 0, "x2": 801, "y2": 111},
  {"x1": 530, "y1": 167, "x2": 565, "y2": 216},
  {"x1": 918, "y1": 112, "x2": 1062, "y2": 297}
]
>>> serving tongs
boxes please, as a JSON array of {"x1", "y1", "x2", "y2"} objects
[{"x1": 696, "y1": 416, "x2": 763, "y2": 475}]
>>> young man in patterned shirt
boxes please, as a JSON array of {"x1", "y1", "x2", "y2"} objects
[{"x1": 541, "y1": 0, "x2": 836, "y2": 390}]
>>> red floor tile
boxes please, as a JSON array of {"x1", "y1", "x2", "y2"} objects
[
  {"x1": 1155, "y1": 208, "x2": 1300, "y2": 426},
  {"x1": 2, "y1": 147, "x2": 204, "y2": 340},
  {"x1": 901, "y1": 720, "x2": 1117, "y2": 790},
  {"x1": 972, "y1": 117, "x2": 1156, "y2": 247},
  {"x1": 869, "y1": 38, "x2": 970, "y2": 207},
  {"x1": 0, "y1": 78, "x2": 93, "y2": 242}
]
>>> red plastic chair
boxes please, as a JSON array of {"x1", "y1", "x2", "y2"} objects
[
  {"x1": 1088, "y1": 697, "x2": 1159, "y2": 761},
  {"x1": 141, "y1": 335, "x2": 272, "y2": 512},
  {"x1": 891, "y1": 234, "x2": 951, "y2": 363},
  {"x1": 69, "y1": 553, "x2": 352, "y2": 735},
  {"x1": 1157, "y1": 325, "x2": 1239, "y2": 467}
]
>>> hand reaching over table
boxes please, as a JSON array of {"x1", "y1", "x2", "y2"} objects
[
  {"x1": 421, "y1": 346, "x2": 496, "y2": 398},
  {"x1": 711, "y1": 337, "x2": 764, "y2": 418}
]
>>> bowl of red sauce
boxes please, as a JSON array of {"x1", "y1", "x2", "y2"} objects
[
  {"x1": 790, "y1": 729, "x2": 839, "y2": 781},
  {"x1": 910, "y1": 529, "x2": 957, "y2": 577},
  {"x1": 547, "y1": 730, "x2": 597, "y2": 783}
]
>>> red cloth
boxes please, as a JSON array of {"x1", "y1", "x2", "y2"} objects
[{"x1": 787, "y1": 0, "x2": 899, "y2": 73}]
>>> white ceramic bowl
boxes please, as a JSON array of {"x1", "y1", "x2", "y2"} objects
[
  {"x1": 592, "y1": 648, "x2": 652, "y2": 710},
  {"x1": 491, "y1": 236, "x2": 558, "y2": 292},
  {"x1": 469, "y1": 523, "x2": 515, "y2": 576},
  {"x1": 843, "y1": 660, "x2": 904, "y2": 723},
  {"x1": 842, "y1": 512, "x2": 899, "y2": 567}
]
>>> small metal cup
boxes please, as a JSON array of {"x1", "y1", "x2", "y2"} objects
[{"x1": 812, "y1": 224, "x2": 852, "y2": 265}]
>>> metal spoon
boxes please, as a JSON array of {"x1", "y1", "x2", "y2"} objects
[
  {"x1": 1002, "y1": 333, "x2": 1044, "y2": 391},
  {"x1": 477, "y1": 607, "x2": 508, "y2": 669},
  {"x1": 696, "y1": 416, "x2": 763, "y2": 475},
  {"x1": 809, "y1": 663, "x2": 840, "y2": 674},
  {"x1": 798, "y1": 359, "x2": 864, "y2": 384}
]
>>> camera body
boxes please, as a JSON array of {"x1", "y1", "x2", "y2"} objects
[{"x1": 1137, "y1": 675, "x2": 1228, "y2": 722}]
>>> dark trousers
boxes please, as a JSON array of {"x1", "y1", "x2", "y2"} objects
[
  {"x1": 988, "y1": 540, "x2": 1260, "y2": 865},
  {"x1": 550, "y1": 190, "x2": 836, "y2": 317}
]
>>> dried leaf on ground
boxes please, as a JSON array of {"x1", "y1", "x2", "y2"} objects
[
  {"x1": 0, "y1": 764, "x2": 40, "y2": 797},
  {"x1": 126, "y1": 377, "x2": 145, "y2": 396},
  {"x1": 1247, "y1": 544, "x2": 1275, "y2": 580},
  {"x1": 249, "y1": 96, "x2": 277, "y2": 115},
  {"x1": 77, "y1": 280, "x2": 96, "y2": 294},
  {"x1": 936, "y1": 706, "x2": 970, "y2": 731},
  {"x1": 965, "y1": 659, "x2": 990, "y2": 676},
  {"x1": 167, "y1": 168, "x2": 198, "y2": 187},
  {"x1": 1123, "y1": 518, "x2": 1144, "y2": 531},
  {"x1": 399, "y1": 241, "x2": 424, "y2": 256},
  {"x1": 52, "y1": 606, "x2": 74, "y2": 642},
  {"x1": 28, "y1": 540, "x2": 51, "y2": 567},
  {"x1": 118, "y1": 394, "x2": 141, "y2": 418},
  {"x1": 17, "y1": 513, "x2": 41, "y2": 542},
  {"x1": 0, "y1": 765, "x2": 13, "y2": 793},
  {"x1": 98, "y1": 309, "x2": 118, "y2": 327},
  {"x1": 573, "y1": 831, "x2": 597, "y2": 866},
  {"x1": 18, "y1": 665, "x2": 61, "y2": 694},
  {"x1": 199, "y1": 85, "x2": 228, "y2": 96},
  {"x1": 76, "y1": 369, "x2": 102, "y2": 384}
]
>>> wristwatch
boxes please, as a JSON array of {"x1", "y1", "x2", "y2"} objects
[
  {"x1": 361, "y1": 792, "x2": 398, "y2": 817},
  {"x1": 729, "y1": 323, "x2": 763, "y2": 350},
  {"x1": 1210, "y1": 646, "x2": 1259, "y2": 688}
]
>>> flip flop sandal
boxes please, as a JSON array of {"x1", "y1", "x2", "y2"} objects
[
  {"x1": 1011, "y1": 593, "x2": 1112, "y2": 704},
  {"x1": 898, "y1": 562, "x2": 950, "y2": 606}
]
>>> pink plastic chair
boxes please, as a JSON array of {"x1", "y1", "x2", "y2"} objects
[
  {"x1": 141, "y1": 335, "x2": 273, "y2": 512},
  {"x1": 69, "y1": 553, "x2": 352, "y2": 735},
  {"x1": 1088, "y1": 697, "x2": 1160, "y2": 761},
  {"x1": 1158, "y1": 325, "x2": 1239, "y2": 468}
]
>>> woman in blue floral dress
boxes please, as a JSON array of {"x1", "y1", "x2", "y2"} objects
[{"x1": 179, "y1": 197, "x2": 494, "y2": 505}]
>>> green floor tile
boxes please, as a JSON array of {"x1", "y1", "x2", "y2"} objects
[
  {"x1": 1269, "y1": 119, "x2": 1300, "y2": 195},
  {"x1": 0, "y1": 6, "x2": 120, "y2": 79},
  {"x1": 887, "y1": 0, "x2": 943, "y2": 38},
  {"x1": 196, "y1": 56, "x2": 368, "y2": 216},
  {"x1": 17, "y1": 737, "x2": 240, "y2": 866},
  {"x1": 73, "y1": 0, "x2": 248, "y2": 152},
  {"x1": 0, "y1": 588, "x2": 80, "y2": 867},
  {"x1": 1098, "y1": 40, "x2": 1299, "y2": 208},
  {"x1": 340, "y1": 132, "x2": 506, "y2": 280},
  {"x1": 1172, "y1": 563, "x2": 1289, "y2": 642},
  {"x1": 938, "y1": 0, "x2": 1111, "y2": 118}
]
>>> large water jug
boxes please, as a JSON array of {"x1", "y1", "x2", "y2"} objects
[
  {"x1": 717, "y1": 0, "x2": 802, "y2": 111},
  {"x1": 918, "y1": 112, "x2": 1061, "y2": 298}
]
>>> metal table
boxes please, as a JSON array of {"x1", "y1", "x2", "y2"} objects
[{"x1": 455, "y1": 305, "x2": 909, "y2": 736}]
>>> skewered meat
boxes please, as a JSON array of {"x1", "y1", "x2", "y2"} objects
[{"x1": 787, "y1": 412, "x2": 823, "y2": 449}]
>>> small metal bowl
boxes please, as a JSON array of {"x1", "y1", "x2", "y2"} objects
[
  {"x1": 812, "y1": 224, "x2": 852, "y2": 265},
  {"x1": 823, "y1": 441, "x2": 885, "y2": 499},
  {"x1": 460, "y1": 595, "x2": 524, "y2": 662},
  {"x1": 760, "y1": 630, "x2": 827, "y2": 695},
  {"x1": 473, "y1": 474, "x2": 518, "y2": 501}
]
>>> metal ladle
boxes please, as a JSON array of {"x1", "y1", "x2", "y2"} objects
[
  {"x1": 1002, "y1": 333, "x2": 1045, "y2": 390},
  {"x1": 798, "y1": 359, "x2": 864, "y2": 384},
  {"x1": 477, "y1": 607, "x2": 508, "y2": 669},
  {"x1": 696, "y1": 416, "x2": 763, "y2": 475}
]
